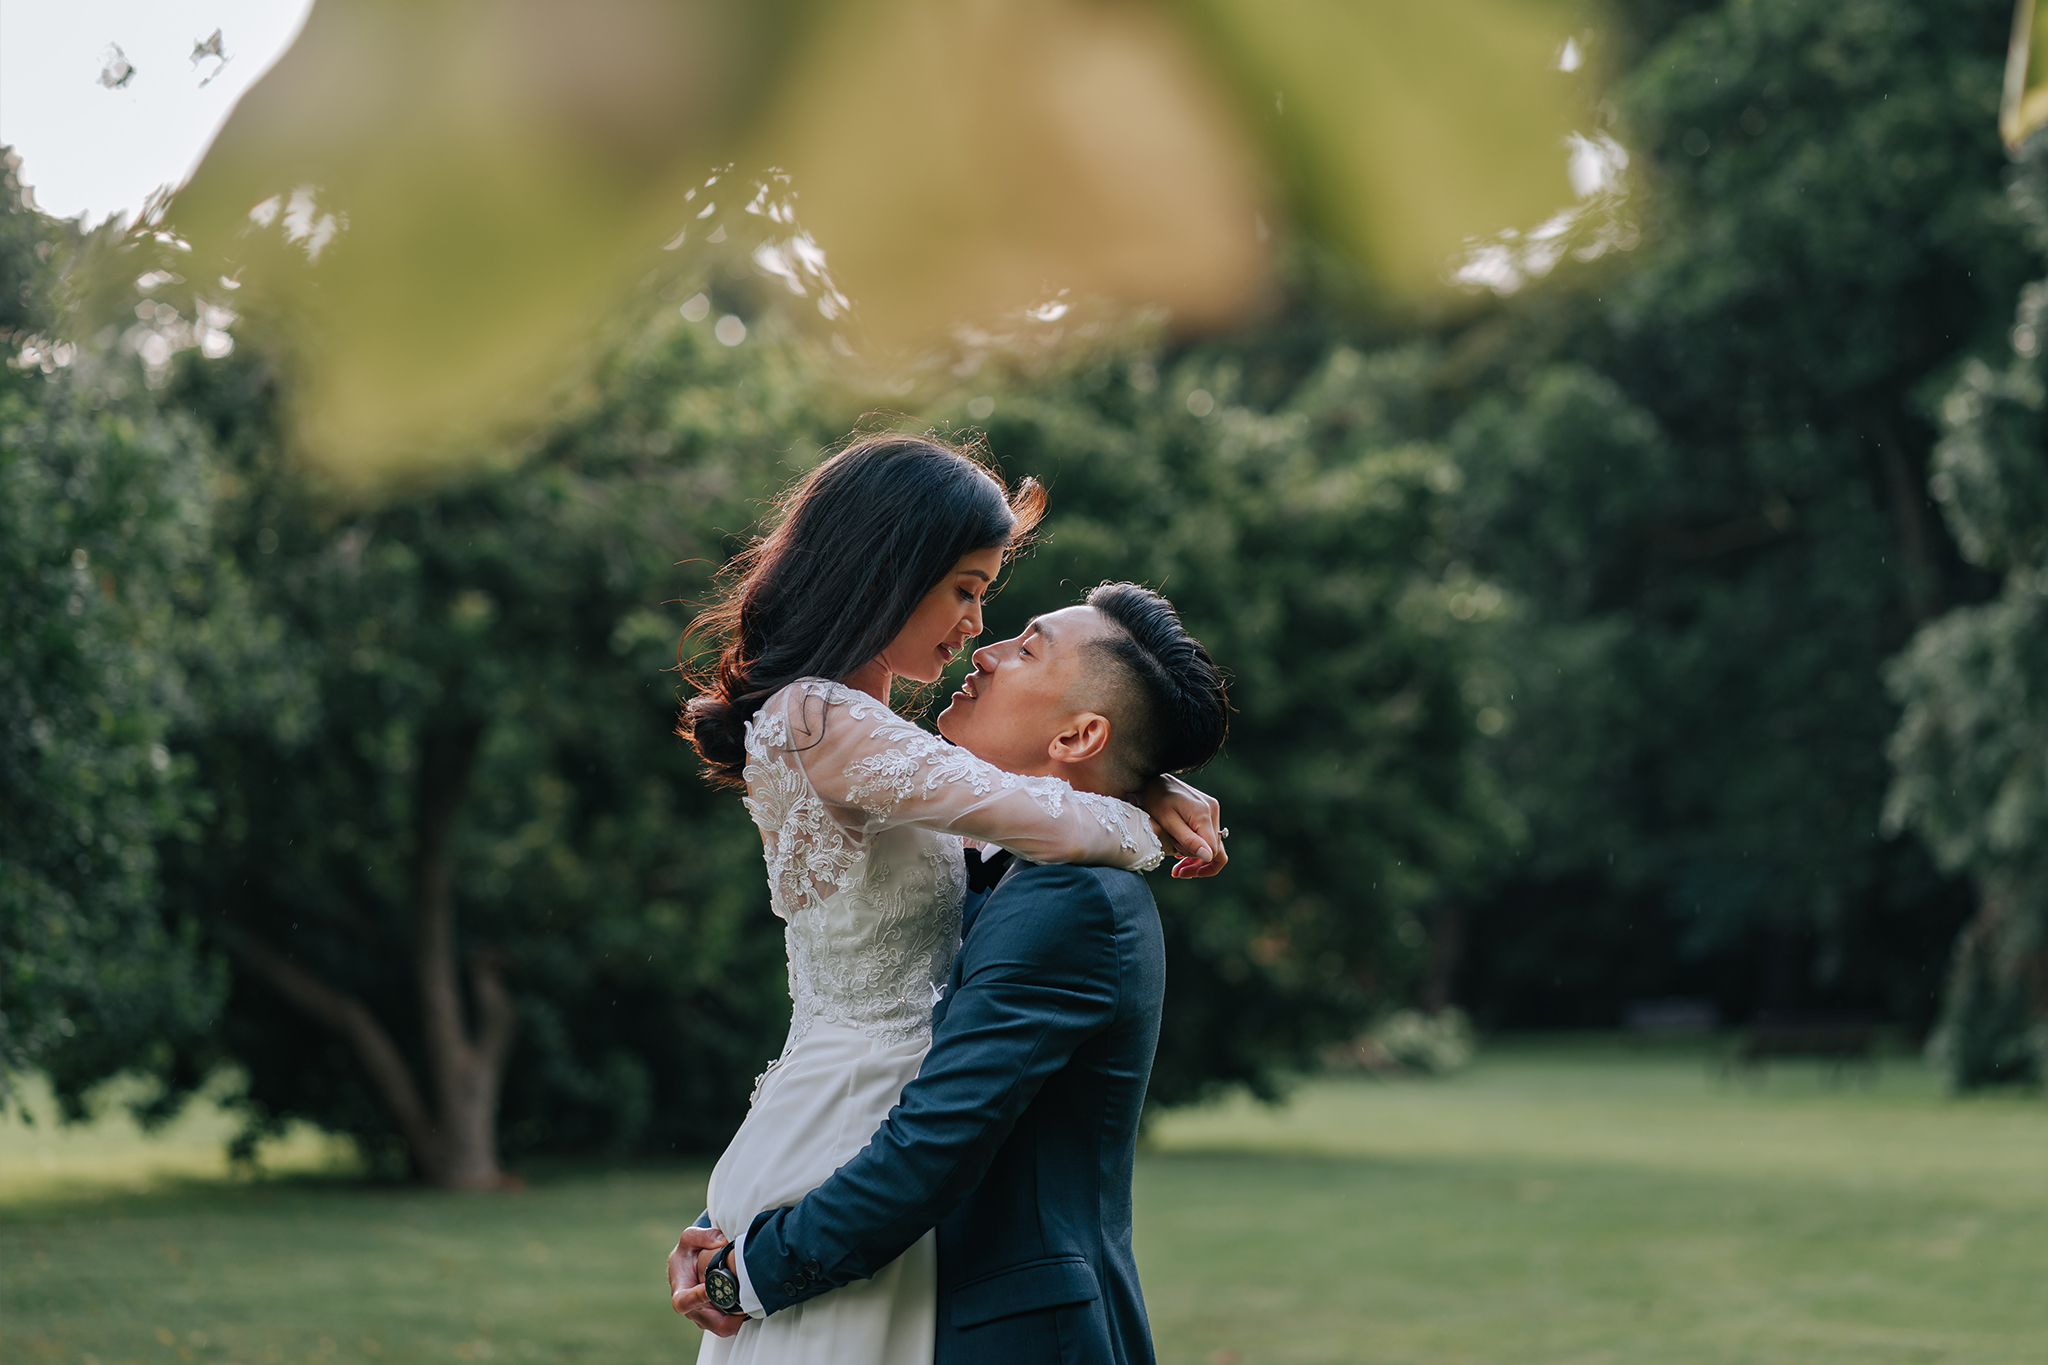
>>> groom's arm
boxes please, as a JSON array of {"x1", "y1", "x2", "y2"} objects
[{"x1": 738, "y1": 864, "x2": 1124, "y2": 1315}]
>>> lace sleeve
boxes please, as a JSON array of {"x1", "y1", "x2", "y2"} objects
[{"x1": 762, "y1": 680, "x2": 1163, "y2": 871}]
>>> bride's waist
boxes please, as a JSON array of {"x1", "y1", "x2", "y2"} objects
[
  {"x1": 788, "y1": 980, "x2": 940, "y2": 1045},
  {"x1": 773, "y1": 1014, "x2": 932, "y2": 1075},
  {"x1": 708, "y1": 1022, "x2": 932, "y2": 1223}
]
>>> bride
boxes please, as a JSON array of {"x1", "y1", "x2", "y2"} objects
[{"x1": 677, "y1": 433, "x2": 1222, "y2": 1364}]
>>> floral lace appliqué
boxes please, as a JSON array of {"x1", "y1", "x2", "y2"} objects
[
  {"x1": 743, "y1": 683, "x2": 965, "y2": 1050},
  {"x1": 1072, "y1": 790, "x2": 1167, "y2": 870}
]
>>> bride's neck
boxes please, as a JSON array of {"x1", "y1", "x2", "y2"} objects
[{"x1": 842, "y1": 658, "x2": 893, "y2": 703}]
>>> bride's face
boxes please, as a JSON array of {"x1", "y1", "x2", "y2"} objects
[{"x1": 877, "y1": 546, "x2": 1004, "y2": 683}]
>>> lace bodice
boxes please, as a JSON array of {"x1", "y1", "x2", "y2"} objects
[{"x1": 742, "y1": 679, "x2": 1163, "y2": 1047}]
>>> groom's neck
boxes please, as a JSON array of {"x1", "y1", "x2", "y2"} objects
[
  {"x1": 977, "y1": 749, "x2": 1127, "y2": 801},
  {"x1": 1059, "y1": 764, "x2": 1130, "y2": 800}
]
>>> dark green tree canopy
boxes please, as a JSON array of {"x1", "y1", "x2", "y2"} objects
[
  {"x1": 1885, "y1": 135, "x2": 2048, "y2": 1088},
  {"x1": 0, "y1": 152, "x2": 237, "y2": 1118},
  {"x1": 1432, "y1": 0, "x2": 2024, "y2": 1028}
]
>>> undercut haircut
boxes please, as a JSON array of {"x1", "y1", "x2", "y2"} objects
[{"x1": 1077, "y1": 582, "x2": 1229, "y2": 791}]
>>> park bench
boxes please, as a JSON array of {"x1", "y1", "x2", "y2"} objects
[{"x1": 1721, "y1": 1011, "x2": 1879, "y2": 1084}]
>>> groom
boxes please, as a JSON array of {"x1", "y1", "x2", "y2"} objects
[{"x1": 672, "y1": 581, "x2": 1228, "y2": 1364}]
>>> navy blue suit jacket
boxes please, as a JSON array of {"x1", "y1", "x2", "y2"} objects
[{"x1": 742, "y1": 857, "x2": 1165, "y2": 1365}]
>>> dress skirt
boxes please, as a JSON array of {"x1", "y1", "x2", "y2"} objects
[{"x1": 697, "y1": 1017, "x2": 937, "y2": 1365}]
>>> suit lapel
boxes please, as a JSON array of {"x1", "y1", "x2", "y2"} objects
[
  {"x1": 958, "y1": 884, "x2": 992, "y2": 943},
  {"x1": 939, "y1": 858, "x2": 1034, "y2": 1027}
]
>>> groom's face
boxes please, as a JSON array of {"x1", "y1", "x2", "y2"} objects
[{"x1": 936, "y1": 605, "x2": 1117, "y2": 775}]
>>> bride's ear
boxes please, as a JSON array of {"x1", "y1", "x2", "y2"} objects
[{"x1": 1048, "y1": 712, "x2": 1113, "y2": 767}]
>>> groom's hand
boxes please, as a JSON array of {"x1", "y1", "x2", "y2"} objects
[{"x1": 669, "y1": 1226, "x2": 745, "y2": 1337}]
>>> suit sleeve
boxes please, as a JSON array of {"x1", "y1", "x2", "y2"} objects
[{"x1": 740, "y1": 864, "x2": 1121, "y2": 1313}]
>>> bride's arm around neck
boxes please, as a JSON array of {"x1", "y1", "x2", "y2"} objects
[{"x1": 752, "y1": 680, "x2": 1162, "y2": 872}]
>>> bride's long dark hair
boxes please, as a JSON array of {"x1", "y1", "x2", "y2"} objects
[{"x1": 681, "y1": 432, "x2": 1045, "y2": 788}]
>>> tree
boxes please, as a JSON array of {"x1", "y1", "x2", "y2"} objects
[
  {"x1": 1434, "y1": 0, "x2": 2028, "y2": 1028},
  {"x1": 1886, "y1": 135, "x2": 2048, "y2": 1088},
  {"x1": 150, "y1": 318, "x2": 845, "y2": 1184},
  {"x1": 0, "y1": 151, "x2": 236, "y2": 1118}
]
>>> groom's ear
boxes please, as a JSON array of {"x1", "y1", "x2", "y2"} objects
[{"x1": 1047, "y1": 711, "x2": 1113, "y2": 768}]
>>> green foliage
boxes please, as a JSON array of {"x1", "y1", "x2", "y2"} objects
[
  {"x1": 1439, "y1": 0, "x2": 2024, "y2": 1027},
  {"x1": 1885, "y1": 138, "x2": 2048, "y2": 1088},
  {"x1": 1365, "y1": 1006, "x2": 1476, "y2": 1075},
  {"x1": 0, "y1": 153, "x2": 229, "y2": 1118},
  {"x1": 1886, "y1": 582, "x2": 2048, "y2": 900}
]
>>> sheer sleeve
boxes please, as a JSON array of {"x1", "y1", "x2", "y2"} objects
[{"x1": 753, "y1": 679, "x2": 1163, "y2": 871}]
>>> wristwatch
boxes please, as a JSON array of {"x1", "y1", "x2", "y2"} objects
[{"x1": 704, "y1": 1242, "x2": 743, "y2": 1315}]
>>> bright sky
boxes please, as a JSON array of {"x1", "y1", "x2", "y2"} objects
[{"x1": 0, "y1": 0, "x2": 315, "y2": 225}]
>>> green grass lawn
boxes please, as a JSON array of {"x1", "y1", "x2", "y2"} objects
[{"x1": 5, "y1": 1039, "x2": 2044, "y2": 1365}]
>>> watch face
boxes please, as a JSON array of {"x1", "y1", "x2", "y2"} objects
[{"x1": 705, "y1": 1266, "x2": 742, "y2": 1314}]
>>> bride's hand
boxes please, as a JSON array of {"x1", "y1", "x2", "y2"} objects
[
  {"x1": 1139, "y1": 774, "x2": 1228, "y2": 879},
  {"x1": 670, "y1": 1226, "x2": 745, "y2": 1337}
]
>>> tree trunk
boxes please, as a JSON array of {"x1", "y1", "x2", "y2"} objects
[
  {"x1": 237, "y1": 718, "x2": 516, "y2": 1188},
  {"x1": 408, "y1": 720, "x2": 514, "y2": 1188},
  {"x1": 1421, "y1": 905, "x2": 1466, "y2": 1015},
  {"x1": 1928, "y1": 872, "x2": 2048, "y2": 1090},
  {"x1": 233, "y1": 935, "x2": 442, "y2": 1161},
  {"x1": 1870, "y1": 423, "x2": 1946, "y2": 625}
]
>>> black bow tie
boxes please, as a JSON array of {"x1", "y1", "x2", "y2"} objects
[{"x1": 965, "y1": 847, "x2": 1015, "y2": 894}]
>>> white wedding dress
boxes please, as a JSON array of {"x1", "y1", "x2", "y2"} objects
[{"x1": 698, "y1": 679, "x2": 1163, "y2": 1365}]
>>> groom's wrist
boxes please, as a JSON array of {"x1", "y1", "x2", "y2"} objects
[{"x1": 729, "y1": 1227, "x2": 766, "y2": 1318}]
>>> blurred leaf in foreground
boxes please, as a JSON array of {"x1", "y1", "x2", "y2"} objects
[
  {"x1": 133, "y1": 0, "x2": 1593, "y2": 482},
  {"x1": 2002, "y1": 0, "x2": 2048, "y2": 149}
]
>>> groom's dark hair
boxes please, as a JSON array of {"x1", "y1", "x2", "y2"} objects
[{"x1": 1079, "y1": 582, "x2": 1229, "y2": 788}]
